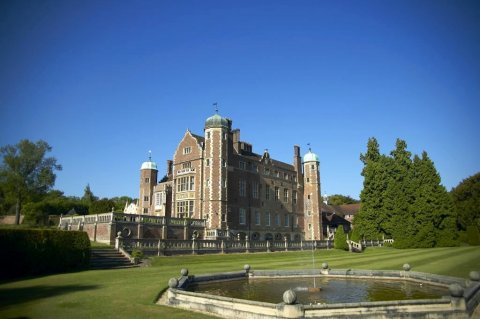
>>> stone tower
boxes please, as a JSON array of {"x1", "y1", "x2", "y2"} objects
[
  {"x1": 293, "y1": 145, "x2": 305, "y2": 231},
  {"x1": 139, "y1": 153, "x2": 158, "y2": 214},
  {"x1": 203, "y1": 113, "x2": 232, "y2": 230},
  {"x1": 303, "y1": 148, "x2": 322, "y2": 240}
]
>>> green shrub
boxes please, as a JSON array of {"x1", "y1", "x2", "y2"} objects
[
  {"x1": 349, "y1": 228, "x2": 361, "y2": 242},
  {"x1": 0, "y1": 228, "x2": 90, "y2": 278},
  {"x1": 131, "y1": 248, "x2": 144, "y2": 259},
  {"x1": 334, "y1": 226, "x2": 349, "y2": 251},
  {"x1": 466, "y1": 225, "x2": 480, "y2": 246}
]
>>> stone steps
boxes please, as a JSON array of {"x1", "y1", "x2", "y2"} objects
[{"x1": 90, "y1": 248, "x2": 135, "y2": 270}]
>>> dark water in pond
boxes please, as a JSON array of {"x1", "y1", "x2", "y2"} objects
[{"x1": 186, "y1": 277, "x2": 449, "y2": 304}]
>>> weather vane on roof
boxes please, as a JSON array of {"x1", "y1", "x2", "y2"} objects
[
  {"x1": 307, "y1": 143, "x2": 311, "y2": 152},
  {"x1": 148, "y1": 150, "x2": 152, "y2": 161},
  {"x1": 213, "y1": 102, "x2": 218, "y2": 114}
]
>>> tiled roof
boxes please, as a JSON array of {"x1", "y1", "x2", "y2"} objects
[
  {"x1": 332, "y1": 203, "x2": 361, "y2": 216},
  {"x1": 190, "y1": 133, "x2": 205, "y2": 144}
]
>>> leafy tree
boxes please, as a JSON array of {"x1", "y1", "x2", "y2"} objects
[
  {"x1": 334, "y1": 226, "x2": 348, "y2": 250},
  {"x1": 22, "y1": 190, "x2": 88, "y2": 225},
  {"x1": 159, "y1": 175, "x2": 169, "y2": 183},
  {"x1": 328, "y1": 194, "x2": 359, "y2": 205},
  {"x1": 451, "y1": 172, "x2": 480, "y2": 230},
  {"x1": 0, "y1": 140, "x2": 62, "y2": 224},
  {"x1": 82, "y1": 184, "x2": 97, "y2": 206},
  {"x1": 465, "y1": 225, "x2": 480, "y2": 245},
  {"x1": 89, "y1": 198, "x2": 115, "y2": 215},
  {"x1": 111, "y1": 196, "x2": 134, "y2": 211}
]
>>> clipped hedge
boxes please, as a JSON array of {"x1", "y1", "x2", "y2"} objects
[{"x1": 0, "y1": 228, "x2": 90, "y2": 278}]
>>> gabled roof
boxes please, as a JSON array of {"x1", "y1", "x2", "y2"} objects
[{"x1": 190, "y1": 133, "x2": 205, "y2": 145}]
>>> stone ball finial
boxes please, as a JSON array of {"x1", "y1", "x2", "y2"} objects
[
  {"x1": 180, "y1": 268, "x2": 189, "y2": 276},
  {"x1": 449, "y1": 284, "x2": 464, "y2": 298},
  {"x1": 244, "y1": 264, "x2": 251, "y2": 272},
  {"x1": 168, "y1": 278, "x2": 178, "y2": 288},
  {"x1": 117, "y1": 231, "x2": 122, "y2": 237},
  {"x1": 469, "y1": 271, "x2": 480, "y2": 281},
  {"x1": 322, "y1": 262, "x2": 329, "y2": 270},
  {"x1": 283, "y1": 289, "x2": 297, "y2": 305},
  {"x1": 403, "y1": 263, "x2": 411, "y2": 271}
]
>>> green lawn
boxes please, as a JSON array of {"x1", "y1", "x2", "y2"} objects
[{"x1": 1, "y1": 246, "x2": 479, "y2": 319}]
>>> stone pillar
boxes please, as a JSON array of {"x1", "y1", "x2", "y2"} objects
[
  {"x1": 184, "y1": 220, "x2": 189, "y2": 240},
  {"x1": 115, "y1": 232, "x2": 122, "y2": 250},
  {"x1": 448, "y1": 284, "x2": 466, "y2": 311},
  {"x1": 192, "y1": 237, "x2": 197, "y2": 255},
  {"x1": 277, "y1": 290, "x2": 304, "y2": 318},
  {"x1": 93, "y1": 222, "x2": 97, "y2": 242},
  {"x1": 137, "y1": 222, "x2": 143, "y2": 239},
  {"x1": 284, "y1": 236, "x2": 288, "y2": 252},
  {"x1": 221, "y1": 240, "x2": 225, "y2": 254},
  {"x1": 246, "y1": 236, "x2": 250, "y2": 253},
  {"x1": 267, "y1": 240, "x2": 271, "y2": 253},
  {"x1": 162, "y1": 225, "x2": 167, "y2": 239},
  {"x1": 157, "y1": 240, "x2": 166, "y2": 256}
]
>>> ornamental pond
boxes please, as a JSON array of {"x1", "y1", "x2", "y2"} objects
[
  {"x1": 186, "y1": 276, "x2": 449, "y2": 304},
  {"x1": 161, "y1": 265, "x2": 480, "y2": 319}
]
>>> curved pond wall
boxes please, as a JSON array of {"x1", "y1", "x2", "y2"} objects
[{"x1": 159, "y1": 266, "x2": 480, "y2": 319}]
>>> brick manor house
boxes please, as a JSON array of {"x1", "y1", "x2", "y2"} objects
[{"x1": 132, "y1": 112, "x2": 351, "y2": 241}]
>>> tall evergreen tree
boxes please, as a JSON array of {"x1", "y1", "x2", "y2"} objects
[
  {"x1": 409, "y1": 152, "x2": 457, "y2": 247},
  {"x1": 355, "y1": 137, "x2": 386, "y2": 238},
  {"x1": 387, "y1": 139, "x2": 416, "y2": 248},
  {"x1": 354, "y1": 138, "x2": 458, "y2": 248}
]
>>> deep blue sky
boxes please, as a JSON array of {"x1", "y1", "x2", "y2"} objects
[{"x1": 1, "y1": 0, "x2": 479, "y2": 200}]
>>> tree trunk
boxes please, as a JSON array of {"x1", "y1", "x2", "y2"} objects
[{"x1": 15, "y1": 197, "x2": 21, "y2": 225}]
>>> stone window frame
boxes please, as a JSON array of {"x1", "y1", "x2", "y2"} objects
[
  {"x1": 239, "y1": 179, "x2": 247, "y2": 197},
  {"x1": 255, "y1": 211, "x2": 261, "y2": 225},
  {"x1": 275, "y1": 213, "x2": 281, "y2": 226},
  {"x1": 239, "y1": 208, "x2": 246, "y2": 225},
  {"x1": 252, "y1": 182, "x2": 259, "y2": 199}
]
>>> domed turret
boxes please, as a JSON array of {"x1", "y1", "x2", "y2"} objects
[
  {"x1": 303, "y1": 149, "x2": 319, "y2": 163},
  {"x1": 140, "y1": 161, "x2": 157, "y2": 170},
  {"x1": 140, "y1": 151, "x2": 158, "y2": 170},
  {"x1": 205, "y1": 113, "x2": 230, "y2": 129}
]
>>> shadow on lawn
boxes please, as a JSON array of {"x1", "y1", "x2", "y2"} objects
[{"x1": 0, "y1": 284, "x2": 100, "y2": 309}]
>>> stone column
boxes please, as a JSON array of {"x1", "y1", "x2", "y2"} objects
[
  {"x1": 93, "y1": 222, "x2": 97, "y2": 242},
  {"x1": 184, "y1": 219, "x2": 189, "y2": 240},
  {"x1": 115, "y1": 232, "x2": 122, "y2": 250},
  {"x1": 192, "y1": 237, "x2": 197, "y2": 255}
]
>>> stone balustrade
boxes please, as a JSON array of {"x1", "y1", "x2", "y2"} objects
[{"x1": 115, "y1": 236, "x2": 376, "y2": 256}]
